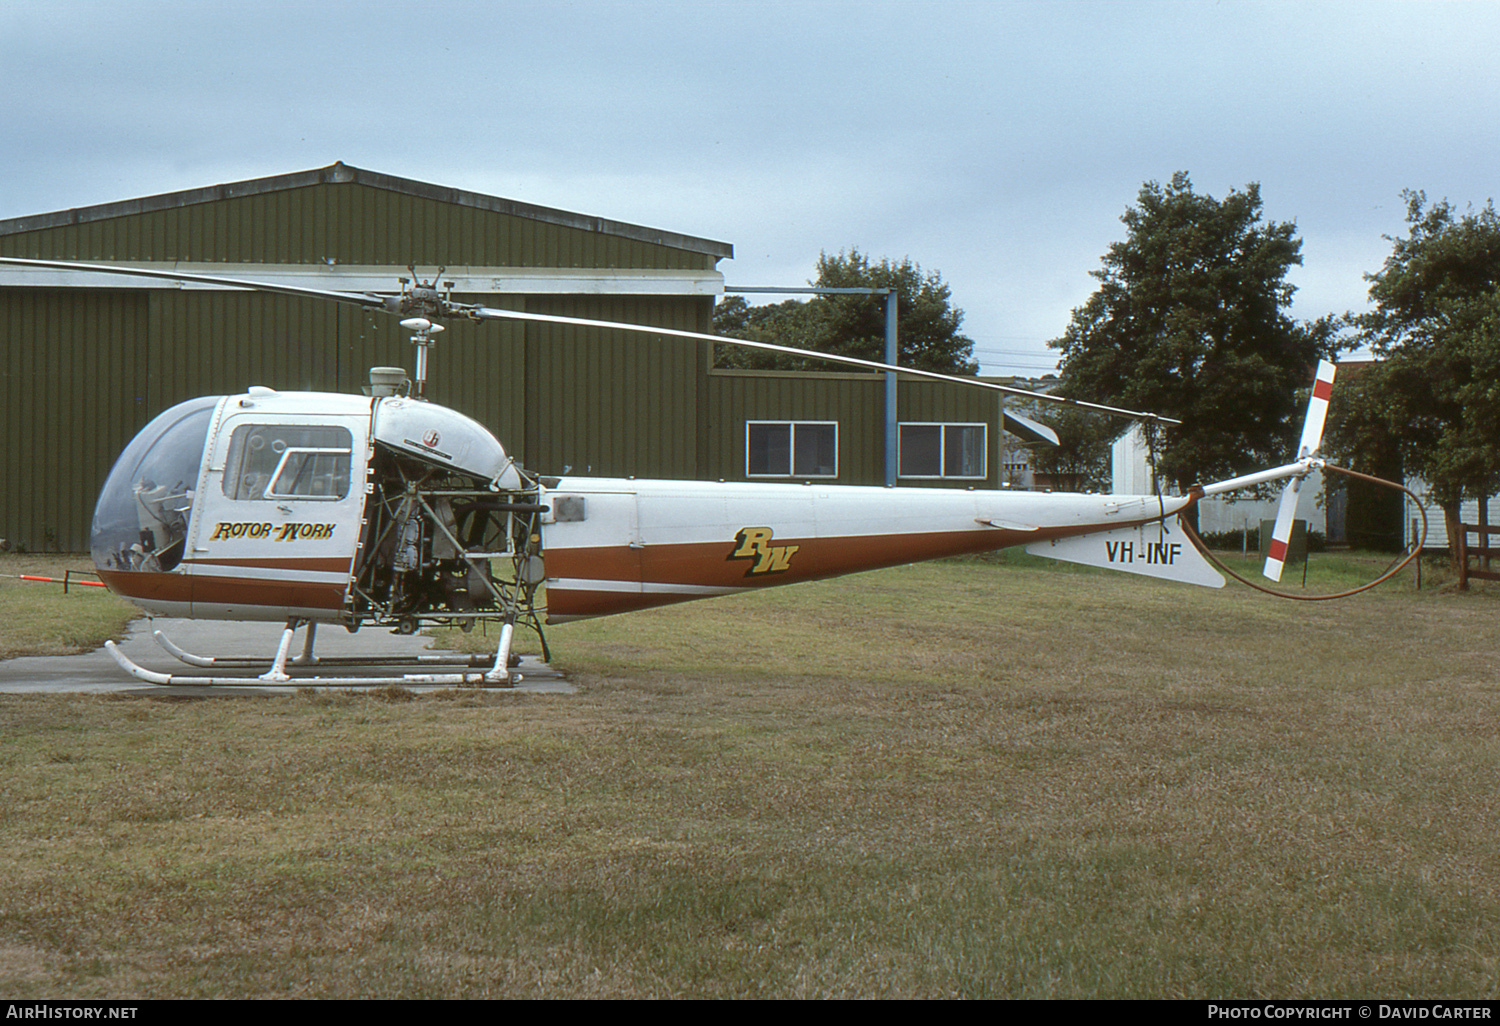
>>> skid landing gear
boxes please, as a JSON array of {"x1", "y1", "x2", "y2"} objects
[{"x1": 104, "y1": 618, "x2": 524, "y2": 688}]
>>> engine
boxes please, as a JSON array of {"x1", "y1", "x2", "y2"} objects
[{"x1": 349, "y1": 396, "x2": 546, "y2": 637}]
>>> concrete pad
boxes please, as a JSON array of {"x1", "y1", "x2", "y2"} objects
[{"x1": 0, "y1": 617, "x2": 572, "y2": 696}]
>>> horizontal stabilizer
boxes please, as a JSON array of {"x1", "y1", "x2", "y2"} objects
[
  {"x1": 975, "y1": 517, "x2": 1039, "y2": 532},
  {"x1": 1025, "y1": 518, "x2": 1224, "y2": 588}
]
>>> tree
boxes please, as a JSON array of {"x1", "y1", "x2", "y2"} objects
[
  {"x1": 713, "y1": 250, "x2": 978, "y2": 375},
  {"x1": 1023, "y1": 406, "x2": 1117, "y2": 492},
  {"x1": 1324, "y1": 362, "x2": 1408, "y2": 551},
  {"x1": 1339, "y1": 191, "x2": 1500, "y2": 551},
  {"x1": 711, "y1": 295, "x2": 828, "y2": 370},
  {"x1": 1050, "y1": 172, "x2": 1338, "y2": 491}
]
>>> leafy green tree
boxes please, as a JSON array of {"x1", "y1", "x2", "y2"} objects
[
  {"x1": 1050, "y1": 172, "x2": 1338, "y2": 491},
  {"x1": 1022, "y1": 406, "x2": 1117, "y2": 492},
  {"x1": 711, "y1": 296, "x2": 828, "y2": 370},
  {"x1": 713, "y1": 250, "x2": 978, "y2": 375},
  {"x1": 1339, "y1": 192, "x2": 1500, "y2": 550},
  {"x1": 1324, "y1": 363, "x2": 1408, "y2": 551}
]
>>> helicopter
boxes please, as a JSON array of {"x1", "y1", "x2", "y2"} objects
[{"x1": 0, "y1": 256, "x2": 1353, "y2": 687}]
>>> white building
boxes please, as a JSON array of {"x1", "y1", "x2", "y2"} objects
[
  {"x1": 1400, "y1": 484, "x2": 1500, "y2": 552},
  {"x1": 1110, "y1": 424, "x2": 1326, "y2": 537}
]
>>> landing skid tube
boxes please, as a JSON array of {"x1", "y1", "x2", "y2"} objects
[
  {"x1": 106, "y1": 619, "x2": 520, "y2": 688},
  {"x1": 152, "y1": 623, "x2": 501, "y2": 670}
]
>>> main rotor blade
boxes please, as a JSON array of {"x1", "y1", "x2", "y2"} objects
[
  {"x1": 0, "y1": 256, "x2": 391, "y2": 311},
  {"x1": 470, "y1": 306, "x2": 1182, "y2": 425},
  {"x1": 0, "y1": 255, "x2": 1180, "y2": 424}
]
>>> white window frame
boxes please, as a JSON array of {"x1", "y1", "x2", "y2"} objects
[
  {"x1": 745, "y1": 421, "x2": 839, "y2": 478},
  {"x1": 897, "y1": 422, "x2": 989, "y2": 480},
  {"x1": 266, "y1": 447, "x2": 355, "y2": 501}
]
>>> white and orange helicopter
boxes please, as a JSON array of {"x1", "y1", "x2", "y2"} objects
[{"x1": 2, "y1": 256, "x2": 1394, "y2": 687}]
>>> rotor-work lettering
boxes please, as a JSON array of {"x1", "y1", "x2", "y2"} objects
[
  {"x1": 274, "y1": 522, "x2": 336, "y2": 542},
  {"x1": 209, "y1": 522, "x2": 334, "y2": 543},
  {"x1": 209, "y1": 522, "x2": 274, "y2": 541}
]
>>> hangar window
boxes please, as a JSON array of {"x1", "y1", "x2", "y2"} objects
[
  {"x1": 223, "y1": 425, "x2": 353, "y2": 501},
  {"x1": 746, "y1": 421, "x2": 838, "y2": 478},
  {"x1": 898, "y1": 423, "x2": 987, "y2": 480}
]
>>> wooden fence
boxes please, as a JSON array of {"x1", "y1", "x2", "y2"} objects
[{"x1": 1456, "y1": 522, "x2": 1500, "y2": 590}]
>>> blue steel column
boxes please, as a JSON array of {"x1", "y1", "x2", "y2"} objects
[{"x1": 884, "y1": 289, "x2": 898, "y2": 487}]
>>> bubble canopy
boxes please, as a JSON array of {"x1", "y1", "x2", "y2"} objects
[{"x1": 91, "y1": 396, "x2": 218, "y2": 573}]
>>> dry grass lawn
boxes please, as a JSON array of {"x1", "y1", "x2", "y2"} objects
[
  {"x1": 1, "y1": 549, "x2": 1497, "y2": 998},
  {"x1": 0, "y1": 554, "x2": 137, "y2": 660}
]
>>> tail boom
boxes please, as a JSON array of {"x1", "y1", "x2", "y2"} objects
[{"x1": 540, "y1": 478, "x2": 1198, "y2": 620}]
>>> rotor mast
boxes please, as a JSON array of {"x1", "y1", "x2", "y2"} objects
[
  {"x1": 394, "y1": 268, "x2": 454, "y2": 399},
  {"x1": 400, "y1": 317, "x2": 443, "y2": 398}
]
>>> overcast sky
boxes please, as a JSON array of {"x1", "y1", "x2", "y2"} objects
[{"x1": 3, "y1": 0, "x2": 1497, "y2": 375}]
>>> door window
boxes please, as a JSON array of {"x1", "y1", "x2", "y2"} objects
[{"x1": 222, "y1": 425, "x2": 352, "y2": 501}]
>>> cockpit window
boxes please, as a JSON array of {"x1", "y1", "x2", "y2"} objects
[
  {"x1": 91, "y1": 396, "x2": 219, "y2": 573},
  {"x1": 222, "y1": 425, "x2": 352, "y2": 501}
]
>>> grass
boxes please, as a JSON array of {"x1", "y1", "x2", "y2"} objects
[
  {"x1": 0, "y1": 554, "x2": 139, "y2": 659},
  {"x1": 1, "y1": 548, "x2": 1498, "y2": 997}
]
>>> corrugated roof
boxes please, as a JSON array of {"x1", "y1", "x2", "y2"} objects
[{"x1": 0, "y1": 162, "x2": 734, "y2": 260}]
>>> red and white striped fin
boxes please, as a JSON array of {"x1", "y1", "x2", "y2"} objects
[
  {"x1": 1297, "y1": 360, "x2": 1336, "y2": 459},
  {"x1": 1263, "y1": 475, "x2": 1305, "y2": 581},
  {"x1": 1263, "y1": 360, "x2": 1336, "y2": 581}
]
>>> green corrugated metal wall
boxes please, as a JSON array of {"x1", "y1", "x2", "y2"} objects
[
  {"x1": 523, "y1": 295, "x2": 707, "y2": 480},
  {"x1": 0, "y1": 170, "x2": 721, "y2": 551},
  {"x1": 1, "y1": 165, "x2": 1009, "y2": 554},
  {"x1": 1, "y1": 290, "x2": 150, "y2": 553},
  {"x1": 707, "y1": 371, "x2": 1004, "y2": 488}
]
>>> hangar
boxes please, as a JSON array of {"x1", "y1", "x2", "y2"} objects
[{"x1": 0, "y1": 163, "x2": 1028, "y2": 552}]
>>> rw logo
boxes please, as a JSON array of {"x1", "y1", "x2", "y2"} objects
[{"x1": 729, "y1": 527, "x2": 800, "y2": 575}]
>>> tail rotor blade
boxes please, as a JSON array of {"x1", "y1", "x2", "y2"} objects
[
  {"x1": 1263, "y1": 360, "x2": 1336, "y2": 582},
  {"x1": 1297, "y1": 360, "x2": 1337, "y2": 459},
  {"x1": 1263, "y1": 477, "x2": 1303, "y2": 582}
]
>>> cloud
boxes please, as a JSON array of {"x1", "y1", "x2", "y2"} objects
[{"x1": 4, "y1": 1, "x2": 1499, "y2": 373}]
